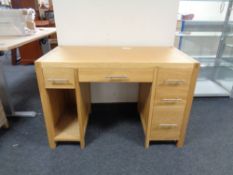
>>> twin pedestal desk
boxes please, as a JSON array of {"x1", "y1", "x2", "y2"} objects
[{"x1": 35, "y1": 46, "x2": 199, "y2": 149}]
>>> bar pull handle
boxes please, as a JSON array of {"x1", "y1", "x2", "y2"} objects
[
  {"x1": 105, "y1": 75, "x2": 128, "y2": 80},
  {"x1": 48, "y1": 79, "x2": 70, "y2": 85},
  {"x1": 161, "y1": 98, "x2": 183, "y2": 104},
  {"x1": 159, "y1": 124, "x2": 177, "y2": 129},
  {"x1": 163, "y1": 79, "x2": 185, "y2": 85}
]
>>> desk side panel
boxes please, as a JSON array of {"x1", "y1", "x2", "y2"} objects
[
  {"x1": 35, "y1": 62, "x2": 57, "y2": 148},
  {"x1": 177, "y1": 63, "x2": 200, "y2": 147}
]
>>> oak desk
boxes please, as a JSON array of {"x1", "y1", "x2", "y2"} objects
[{"x1": 35, "y1": 46, "x2": 199, "y2": 149}]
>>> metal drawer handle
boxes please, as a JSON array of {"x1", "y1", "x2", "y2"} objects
[
  {"x1": 163, "y1": 79, "x2": 185, "y2": 85},
  {"x1": 161, "y1": 98, "x2": 183, "y2": 104},
  {"x1": 48, "y1": 79, "x2": 70, "y2": 85},
  {"x1": 105, "y1": 75, "x2": 128, "y2": 80},
  {"x1": 159, "y1": 124, "x2": 177, "y2": 128}
]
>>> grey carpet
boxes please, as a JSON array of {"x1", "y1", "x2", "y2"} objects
[{"x1": 0, "y1": 53, "x2": 233, "y2": 175}]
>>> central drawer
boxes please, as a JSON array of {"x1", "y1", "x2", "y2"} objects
[{"x1": 78, "y1": 68, "x2": 154, "y2": 82}]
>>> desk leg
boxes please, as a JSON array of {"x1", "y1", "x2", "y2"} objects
[
  {"x1": 11, "y1": 49, "x2": 18, "y2": 65},
  {"x1": 0, "y1": 63, "x2": 14, "y2": 115},
  {"x1": 138, "y1": 70, "x2": 157, "y2": 149},
  {"x1": 2, "y1": 120, "x2": 9, "y2": 128},
  {"x1": 76, "y1": 72, "x2": 91, "y2": 149},
  {"x1": 3, "y1": 123, "x2": 9, "y2": 128},
  {"x1": 0, "y1": 61, "x2": 36, "y2": 117},
  {"x1": 138, "y1": 83, "x2": 151, "y2": 148},
  {"x1": 0, "y1": 102, "x2": 9, "y2": 129}
]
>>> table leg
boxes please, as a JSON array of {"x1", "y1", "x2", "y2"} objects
[
  {"x1": 0, "y1": 62, "x2": 36, "y2": 117},
  {"x1": 11, "y1": 49, "x2": 18, "y2": 65}
]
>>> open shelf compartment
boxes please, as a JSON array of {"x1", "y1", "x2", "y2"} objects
[
  {"x1": 46, "y1": 89, "x2": 80, "y2": 142},
  {"x1": 54, "y1": 111, "x2": 80, "y2": 141}
]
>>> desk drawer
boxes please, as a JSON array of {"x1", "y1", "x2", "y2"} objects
[
  {"x1": 154, "y1": 88, "x2": 188, "y2": 106},
  {"x1": 157, "y1": 68, "x2": 192, "y2": 89},
  {"x1": 43, "y1": 68, "x2": 75, "y2": 89},
  {"x1": 78, "y1": 68, "x2": 154, "y2": 82},
  {"x1": 150, "y1": 124, "x2": 180, "y2": 140},
  {"x1": 152, "y1": 106, "x2": 185, "y2": 126},
  {"x1": 150, "y1": 106, "x2": 184, "y2": 140}
]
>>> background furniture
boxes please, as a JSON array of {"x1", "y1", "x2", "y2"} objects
[
  {"x1": 0, "y1": 27, "x2": 56, "y2": 117},
  {"x1": 35, "y1": 19, "x2": 57, "y2": 50},
  {"x1": 0, "y1": 28, "x2": 56, "y2": 50},
  {"x1": 0, "y1": 99, "x2": 9, "y2": 128},
  {"x1": 0, "y1": 27, "x2": 56, "y2": 65},
  {"x1": 10, "y1": 0, "x2": 57, "y2": 65},
  {"x1": 176, "y1": 0, "x2": 233, "y2": 97},
  {"x1": 18, "y1": 40, "x2": 43, "y2": 64},
  {"x1": 11, "y1": 0, "x2": 40, "y2": 20},
  {"x1": 35, "y1": 46, "x2": 199, "y2": 149}
]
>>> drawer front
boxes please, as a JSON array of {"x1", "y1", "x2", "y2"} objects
[
  {"x1": 150, "y1": 106, "x2": 185, "y2": 140},
  {"x1": 152, "y1": 105, "x2": 185, "y2": 125},
  {"x1": 150, "y1": 125, "x2": 180, "y2": 140},
  {"x1": 154, "y1": 88, "x2": 188, "y2": 106},
  {"x1": 43, "y1": 68, "x2": 75, "y2": 89},
  {"x1": 78, "y1": 68, "x2": 154, "y2": 82},
  {"x1": 157, "y1": 68, "x2": 192, "y2": 89}
]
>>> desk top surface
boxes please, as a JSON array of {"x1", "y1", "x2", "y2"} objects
[
  {"x1": 37, "y1": 46, "x2": 199, "y2": 68},
  {"x1": 0, "y1": 27, "x2": 56, "y2": 51}
]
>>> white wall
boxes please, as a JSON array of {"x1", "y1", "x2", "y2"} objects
[{"x1": 53, "y1": 0, "x2": 179, "y2": 103}]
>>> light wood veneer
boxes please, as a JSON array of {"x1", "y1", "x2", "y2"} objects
[{"x1": 35, "y1": 46, "x2": 199, "y2": 149}]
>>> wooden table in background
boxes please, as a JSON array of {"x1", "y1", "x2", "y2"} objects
[
  {"x1": 0, "y1": 27, "x2": 56, "y2": 117},
  {"x1": 0, "y1": 27, "x2": 56, "y2": 65}
]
